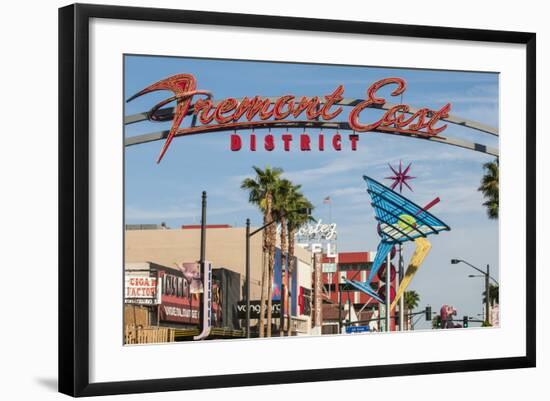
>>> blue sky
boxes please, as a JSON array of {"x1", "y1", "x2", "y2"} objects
[{"x1": 124, "y1": 55, "x2": 499, "y2": 329}]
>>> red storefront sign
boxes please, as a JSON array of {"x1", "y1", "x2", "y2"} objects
[
  {"x1": 157, "y1": 263, "x2": 221, "y2": 326},
  {"x1": 158, "y1": 264, "x2": 200, "y2": 324},
  {"x1": 127, "y1": 74, "x2": 451, "y2": 162},
  {"x1": 159, "y1": 300, "x2": 200, "y2": 324}
]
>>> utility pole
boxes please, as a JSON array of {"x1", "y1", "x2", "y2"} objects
[
  {"x1": 198, "y1": 191, "x2": 207, "y2": 337},
  {"x1": 451, "y1": 259, "x2": 497, "y2": 327},
  {"x1": 485, "y1": 264, "x2": 491, "y2": 325},
  {"x1": 338, "y1": 285, "x2": 342, "y2": 334},
  {"x1": 398, "y1": 244, "x2": 404, "y2": 331},
  {"x1": 385, "y1": 252, "x2": 391, "y2": 332},
  {"x1": 280, "y1": 250, "x2": 286, "y2": 337},
  {"x1": 347, "y1": 294, "x2": 352, "y2": 331}
]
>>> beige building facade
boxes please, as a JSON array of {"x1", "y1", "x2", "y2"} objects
[{"x1": 125, "y1": 226, "x2": 313, "y2": 300}]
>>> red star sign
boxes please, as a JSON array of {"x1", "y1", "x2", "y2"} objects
[{"x1": 385, "y1": 161, "x2": 415, "y2": 193}]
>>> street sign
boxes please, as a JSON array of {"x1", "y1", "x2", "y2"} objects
[
  {"x1": 322, "y1": 263, "x2": 337, "y2": 273},
  {"x1": 346, "y1": 325, "x2": 370, "y2": 334}
]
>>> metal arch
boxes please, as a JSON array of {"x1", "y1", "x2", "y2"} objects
[
  {"x1": 124, "y1": 120, "x2": 499, "y2": 157},
  {"x1": 124, "y1": 97, "x2": 499, "y2": 137}
]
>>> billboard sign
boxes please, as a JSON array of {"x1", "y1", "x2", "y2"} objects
[{"x1": 124, "y1": 275, "x2": 161, "y2": 305}]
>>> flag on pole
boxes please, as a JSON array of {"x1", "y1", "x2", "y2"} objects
[{"x1": 323, "y1": 196, "x2": 331, "y2": 204}]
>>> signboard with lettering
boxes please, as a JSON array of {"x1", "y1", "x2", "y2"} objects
[
  {"x1": 296, "y1": 220, "x2": 338, "y2": 257},
  {"x1": 194, "y1": 261, "x2": 213, "y2": 340},
  {"x1": 127, "y1": 75, "x2": 452, "y2": 163},
  {"x1": 124, "y1": 275, "x2": 161, "y2": 305},
  {"x1": 312, "y1": 253, "x2": 323, "y2": 328},
  {"x1": 296, "y1": 220, "x2": 338, "y2": 242},
  {"x1": 346, "y1": 325, "x2": 370, "y2": 334},
  {"x1": 159, "y1": 301, "x2": 199, "y2": 323},
  {"x1": 149, "y1": 261, "x2": 221, "y2": 327},
  {"x1": 236, "y1": 301, "x2": 281, "y2": 319}
]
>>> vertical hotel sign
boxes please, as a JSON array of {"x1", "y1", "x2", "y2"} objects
[
  {"x1": 312, "y1": 253, "x2": 323, "y2": 329},
  {"x1": 194, "y1": 261, "x2": 212, "y2": 340}
]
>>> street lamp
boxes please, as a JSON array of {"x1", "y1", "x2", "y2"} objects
[{"x1": 450, "y1": 259, "x2": 499, "y2": 326}]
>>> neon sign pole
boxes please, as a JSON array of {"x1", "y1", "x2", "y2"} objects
[{"x1": 386, "y1": 161, "x2": 416, "y2": 331}]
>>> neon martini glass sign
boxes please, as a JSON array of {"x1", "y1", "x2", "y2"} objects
[
  {"x1": 127, "y1": 74, "x2": 452, "y2": 163},
  {"x1": 345, "y1": 176, "x2": 450, "y2": 303}
]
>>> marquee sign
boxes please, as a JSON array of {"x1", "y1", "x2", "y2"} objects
[
  {"x1": 127, "y1": 74, "x2": 451, "y2": 163},
  {"x1": 296, "y1": 219, "x2": 338, "y2": 257},
  {"x1": 296, "y1": 220, "x2": 338, "y2": 242}
]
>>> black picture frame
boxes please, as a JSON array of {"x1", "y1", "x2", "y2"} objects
[{"x1": 58, "y1": 3, "x2": 536, "y2": 397}]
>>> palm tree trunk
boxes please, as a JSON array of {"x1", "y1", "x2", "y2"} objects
[
  {"x1": 258, "y1": 223, "x2": 268, "y2": 337},
  {"x1": 266, "y1": 195, "x2": 275, "y2": 337},
  {"x1": 266, "y1": 222, "x2": 276, "y2": 337},
  {"x1": 287, "y1": 227, "x2": 296, "y2": 336},
  {"x1": 280, "y1": 216, "x2": 287, "y2": 336}
]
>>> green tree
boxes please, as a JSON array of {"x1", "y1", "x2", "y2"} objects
[
  {"x1": 482, "y1": 283, "x2": 499, "y2": 306},
  {"x1": 404, "y1": 290, "x2": 420, "y2": 330},
  {"x1": 478, "y1": 159, "x2": 499, "y2": 219},
  {"x1": 241, "y1": 166, "x2": 283, "y2": 337},
  {"x1": 272, "y1": 178, "x2": 298, "y2": 336},
  {"x1": 280, "y1": 187, "x2": 314, "y2": 336}
]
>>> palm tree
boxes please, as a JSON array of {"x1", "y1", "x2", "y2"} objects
[
  {"x1": 286, "y1": 193, "x2": 314, "y2": 334},
  {"x1": 272, "y1": 179, "x2": 300, "y2": 336},
  {"x1": 404, "y1": 290, "x2": 420, "y2": 330},
  {"x1": 482, "y1": 284, "x2": 499, "y2": 306},
  {"x1": 241, "y1": 166, "x2": 283, "y2": 337},
  {"x1": 478, "y1": 159, "x2": 499, "y2": 219}
]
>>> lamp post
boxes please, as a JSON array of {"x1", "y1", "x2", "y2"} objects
[
  {"x1": 198, "y1": 191, "x2": 207, "y2": 337},
  {"x1": 398, "y1": 244, "x2": 404, "y2": 331},
  {"x1": 451, "y1": 259, "x2": 499, "y2": 325},
  {"x1": 245, "y1": 219, "x2": 251, "y2": 338},
  {"x1": 385, "y1": 251, "x2": 391, "y2": 331}
]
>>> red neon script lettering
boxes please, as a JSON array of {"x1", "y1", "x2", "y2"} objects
[{"x1": 127, "y1": 74, "x2": 451, "y2": 162}]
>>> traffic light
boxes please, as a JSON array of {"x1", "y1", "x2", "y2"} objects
[
  {"x1": 425, "y1": 306, "x2": 432, "y2": 321},
  {"x1": 463, "y1": 315, "x2": 469, "y2": 328}
]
